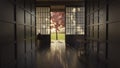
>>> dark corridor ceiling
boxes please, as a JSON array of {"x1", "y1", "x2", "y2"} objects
[
  {"x1": 36, "y1": 0, "x2": 84, "y2": 1},
  {"x1": 36, "y1": 0, "x2": 85, "y2": 7}
]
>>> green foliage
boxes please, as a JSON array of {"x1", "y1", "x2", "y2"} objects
[{"x1": 51, "y1": 33, "x2": 65, "y2": 40}]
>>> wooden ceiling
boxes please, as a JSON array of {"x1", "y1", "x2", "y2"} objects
[
  {"x1": 36, "y1": 0, "x2": 84, "y2": 1},
  {"x1": 36, "y1": 0, "x2": 84, "y2": 7}
]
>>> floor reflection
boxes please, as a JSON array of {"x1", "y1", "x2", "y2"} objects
[{"x1": 36, "y1": 40, "x2": 85, "y2": 68}]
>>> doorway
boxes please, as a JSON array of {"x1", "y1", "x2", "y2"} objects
[
  {"x1": 36, "y1": 6, "x2": 85, "y2": 47},
  {"x1": 50, "y1": 12, "x2": 65, "y2": 42}
]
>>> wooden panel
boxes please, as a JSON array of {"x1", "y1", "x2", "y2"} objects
[
  {"x1": 107, "y1": 0, "x2": 120, "y2": 68},
  {"x1": 17, "y1": 39, "x2": 25, "y2": 56},
  {"x1": 99, "y1": 0, "x2": 106, "y2": 9},
  {"x1": 32, "y1": 16, "x2": 35, "y2": 26},
  {"x1": 0, "y1": 0, "x2": 14, "y2": 22},
  {"x1": 32, "y1": 28, "x2": 35, "y2": 37},
  {"x1": 32, "y1": 39, "x2": 35, "y2": 50},
  {"x1": 99, "y1": 24, "x2": 106, "y2": 40},
  {"x1": 93, "y1": 0, "x2": 99, "y2": 10},
  {"x1": 17, "y1": 39, "x2": 25, "y2": 68},
  {"x1": 17, "y1": 25, "x2": 24, "y2": 40},
  {"x1": 94, "y1": 11, "x2": 98, "y2": 24},
  {"x1": 108, "y1": 23, "x2": 120, "y2": 41},
  {"x1": 31, "y1": 51, "x2": 36, "y2": 68},
  {"x1": 89, "y1": 1, "x2": 94, "y2": 13},
  {"x1": 99, "y1": 9, "x2": 106, "y2": 23},
  {"x1": 94, "y1": 26, "x2": 98, "y2": 39},
  {"x1": 0, "y1": 44, "x2": 15, "y2": 68},
  {"x1": 26, "y1": 13, "x2": 31, "y2": 25},
  {"x1": 93, "y1": 42, "x2": 98, "y2": 54},
  {"x1": 109, "y1": 0, "x2": 120, "y2": 22},
  {"x1": 26, "y1": 39, "x2": 32, "y2": 52},
  {"x1": 89, "y1": 41, "x2": 94, "y2": 55},
  {"x1": 90, "y1": 14, "x2": 93, "y2": 25},
  {"x1": 16, "y1": 8, "x2": 24, "y2": 24},
  {"x1": 17, "y1": 56, "x2": 25, "y2": 68},
  {"x1": 26, "y1": 53, "x2": 32, "y2": 68},
  {"x1": 87, "y1": 15, "x2": 90, "y2": 25},
  {"x1": 26, "y1": 26, "x2": 31, "y2": 38},
  {"x1": 0, "y1": 23, "x2": 14, "y2": 44},
  {"x1": 87, "y1": 26, "x2": 90, "y2": 37},
  {"x1": 0, "y1": 0, "x2": 35, "y2": 68},
  {"x1": 108, "y1": 43, "x2": 120, "y2": 68},
  {"x1": 99, "y1": 43, "x2": 106, "y2": 60},
  {"x1": 90, "y1": 26, "x2": 93, "y2": 38},
  {"x1": 25, "y1": 0, "x2": 31, "y2": 11},
  {"x1": 31, "y1": 3, "x2": 35, "y2": 15},
  {"x1": 16, "y1": 0, "x2": 24, "y2": 8}
]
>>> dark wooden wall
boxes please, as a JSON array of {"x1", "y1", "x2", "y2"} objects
[
  {"x1": 86, "y1": 0, "x2": 120, "y2": 68},
  {"x1": 0, "y1": 0, "x2": 36, "y2": 68}
]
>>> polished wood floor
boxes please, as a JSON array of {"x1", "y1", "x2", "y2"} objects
[
  {"x1": 36, "y1": 40, "x2": 86, "y2": 68},
  {"x1": 36, "y1": 40, "x2": 107, "y2": 68}
]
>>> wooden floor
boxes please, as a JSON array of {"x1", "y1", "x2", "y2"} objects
[
  {"x1": 36, "y1": 40, "x2": 108, "y2": 68},
  {"x1": 36, "y1": 40, "x2": 86, "y2": 68}
]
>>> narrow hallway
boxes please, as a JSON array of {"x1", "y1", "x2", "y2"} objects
[{"x1": 0, "y1": 0, "x2": 120, "y2": 68}]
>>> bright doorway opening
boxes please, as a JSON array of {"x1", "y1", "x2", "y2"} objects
[{"x1": 50, "y1": 12, "x2": 65, "y2": 41}]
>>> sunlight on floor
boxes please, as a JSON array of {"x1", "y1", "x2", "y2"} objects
[
  {"x1": 36, "y1": 40, "x2": 82, "y2": 68},
  {"x1": 50, "y1": 40, "x2": 66, "y2": 68},
  {"x1": 50, "y1": 40, "x2": 66, "y2": 54}
]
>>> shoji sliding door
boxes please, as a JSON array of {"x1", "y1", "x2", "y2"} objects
[
  {"x1": 66, "y1": 7, "x2": 85, "y2": 46},
  {"x1": 36, "y1": 7, "x2": 50, "y2": 47}
]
